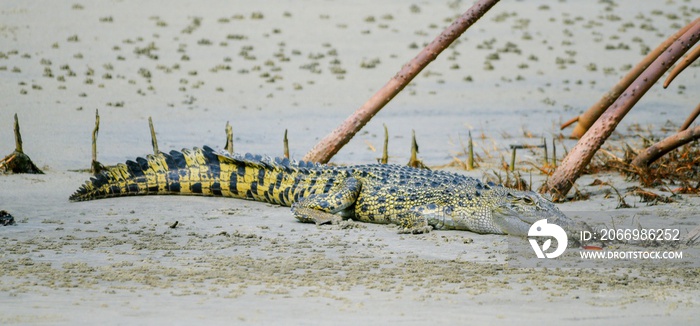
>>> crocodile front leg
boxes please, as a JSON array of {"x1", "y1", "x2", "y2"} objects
[
  {"x1": 291, "y1": 177, "x2": 361, "y2": 225},
  {"x1": 396, "y1": 210, "x2": 433, "y2": 234}
]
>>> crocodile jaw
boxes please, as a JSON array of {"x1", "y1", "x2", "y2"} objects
[
  {"x1": 491, "y1": 205, "x2": 573, "y2": 237},
  {"x1": 491, "y1": 191, "x2": 576, "y2": 237}
]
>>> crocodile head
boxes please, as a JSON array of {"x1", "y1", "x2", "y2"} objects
[
  {"x1": 490, "y1": 189, "x2": 577, "y2": 237},
  {"x1": 444, "y1": 187, "x2": 581, "y2": 237}
]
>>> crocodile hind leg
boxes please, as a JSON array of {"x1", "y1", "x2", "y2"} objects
[
  {"x1": 353, "y1": 199, "x2": 435, "y2": 234},
  {"x1": 291, "y1": 177, "x2": 361, "y2": 225}
]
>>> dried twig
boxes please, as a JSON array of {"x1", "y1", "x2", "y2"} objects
[
  {"x1": 13, "y1": 113, "x2": 23, "y2": 153},
  {"x1": 379, "y1": 124, "x2": 388, "y2": 164},
  {"x1": 283, "y1": 129, "x2": 289, "y2": 159},
  {"x1": 467, "y1": 131, "x2": 475, "y2": 170},
  {"x1": 91, "y1": 110, "x2": 104, "y2": 175},
  {"x1": 509, "y1": 143, "x2": 545, "y2": 172},
  {"x1": 407, "y1": 130, "x2": 428, "y2": 169},
  {"x1": 149, "y1": 116, "x2": 159, "y2": 154},
  {"x1": 628, "y1": 186, "x2": 674, "y2": 205},
  {"x1": 551, "y1": 138, "x2": 557, "y2": 167},
  {"x1": 225, "y1": 121, "x2": 234, "y2": 155},
  {"x1": 1, "y1": 114, "x2": 43, "y2": 174}
]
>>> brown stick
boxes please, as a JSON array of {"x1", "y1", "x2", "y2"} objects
[
  {"x1": 379, "y1": 124, "x2": 388, "y2": 164},
  {"x1": 679, "y1": 102, "x2": 700, "y2": 131},
  {"x1": 551, "y1": 138, "x2": 557, "y2": 167},
  {"x1": 467, "y1": 131, "x2": 474, "y2": 170},
  {"x1": 283, "y1": 129, "x2": 289, "y2": 159},
  {"x1": 664, "y1": 43, "x2": 700, "y2": 88},
  {"x1": 13, "y1": 113, "x2": 23, "y2": 153},
  {"x1": 1, "y1": 113, "x2": 43, "y2": 174},
  {"x1": 91, "y1": 110, "x2": 99, "y2": 164},
  {"x1": 559, "y1": 115, "x2": 578, "y2": 130},
  {"x1": 148, "y1": 116, "x2": 159, "y2": 154},
  {"x1": 563, "y1": 18, "x2": 699, "y2": 138},
  {"x1": 406, "y1": 130, "x2": 428, "y2": 169},
  {"x1": 631, "y1": 125, "x2": 700, "y2": 168},
  {"x1": 90, "y1": 109, "x2": 105, "y2": 175},
  {"x1": 545, "y1": 21, "x2": 700, "y2": 200},
  {"x1": 302, "y1": 0, "x2": 500, "y2": 163},
  {"x1": 225, "y1": 121, "x2": 234, "y2": 155}
]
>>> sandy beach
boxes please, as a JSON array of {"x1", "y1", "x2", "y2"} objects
[{"x1": 1, "y1": 1, "x2": 700, "y2": 324}]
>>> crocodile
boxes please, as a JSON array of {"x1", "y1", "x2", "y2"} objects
[{"x1": 70, "y1": 146, "x2": 578, "y2": 236}]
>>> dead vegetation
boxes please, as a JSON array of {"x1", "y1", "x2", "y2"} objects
[
  {"x1": 0, "y1": 114, "x2": 43, "y2": 175},
  {"x1": 601, "y1": 140, "x2": 700, "y2": 194},
  {"x1": 578, "y1": 120, "x2": 700, "y2": 196}
]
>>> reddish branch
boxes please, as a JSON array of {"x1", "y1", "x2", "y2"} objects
[
  {"x1": 303, "y1": 0, "x2": 500, "y2": 163},
  {"x1": 545, "y1": 20, "x2": 700, "y2": 200},
  {"x1": 664, "y1": 43, "x2": 700, "y2": 88},
  {"x1": 561, "y1": 18, "x2": 699, "y2": 138},
  {"x1": 631, "y1": 125, "x2": 700, "y2": 168},
  {"x1": 679, "y1": 102, "x2": 700, "y2": 131}
]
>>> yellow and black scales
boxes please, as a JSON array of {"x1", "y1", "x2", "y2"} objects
[{"x1": 70, "y1": 146, "x2": 576, "y2": 235}]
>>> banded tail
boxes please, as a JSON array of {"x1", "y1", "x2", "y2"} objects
[{"x1": 69, "y1": 146, "x2": 336, "y2": 206}]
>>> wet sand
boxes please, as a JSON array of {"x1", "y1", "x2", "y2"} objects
[{"x1": 1, "y1": 1, "x2": 699, "y2": 324}]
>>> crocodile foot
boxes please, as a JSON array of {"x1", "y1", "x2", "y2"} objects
[
  {"x1": 291, "y1": 206, "x2": 343, "y2": 225},
  {"x1": 398, "y1": 225, "x2": 433, "y2": 234}
]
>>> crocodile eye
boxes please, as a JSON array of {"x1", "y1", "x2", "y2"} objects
[{"x1": 507, "y1": 192, "x2": 535, "y2": 205}]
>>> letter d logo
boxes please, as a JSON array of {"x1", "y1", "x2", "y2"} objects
[{"x1": 528, "y1": 219, "x2": 568, "y2": 259}]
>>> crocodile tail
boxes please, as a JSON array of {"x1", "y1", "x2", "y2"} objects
[
  {"x1": 70, "y1": 146, "x2": 231, "y2": 201},
  {"x1": 69, "y1": 146, "x2": 322, "y2": 205}
]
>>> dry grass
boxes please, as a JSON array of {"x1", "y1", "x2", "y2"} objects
[{"x1": 600, "y1": 140, "x2": 700, "y2": 194}]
